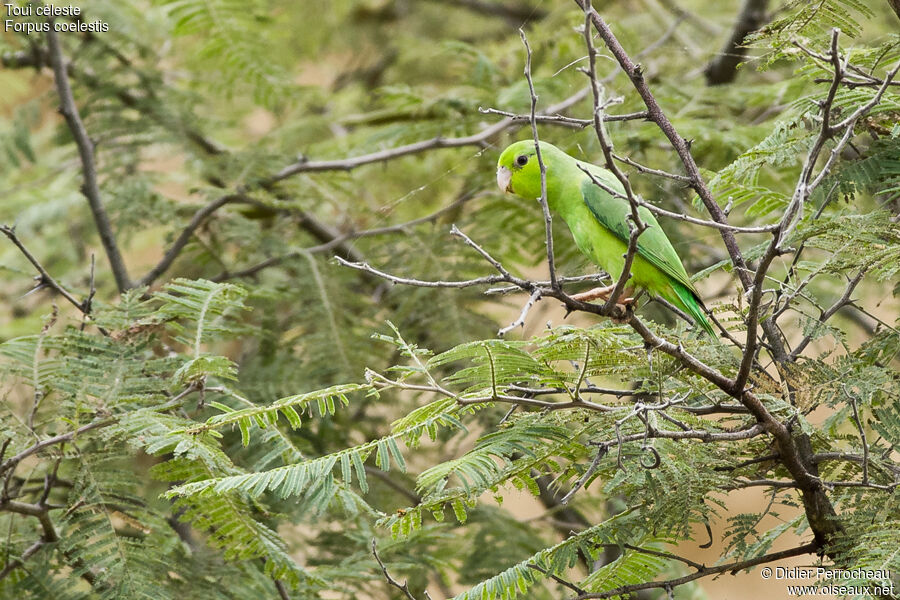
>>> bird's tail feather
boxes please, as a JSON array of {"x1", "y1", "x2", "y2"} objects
[{"x1": 668, "y1": 282, "x2": 715, "y2": 337}]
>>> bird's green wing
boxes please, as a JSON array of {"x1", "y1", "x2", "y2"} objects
[{"x1": 577, "y1": 164, "x2": 700, "y2": 297}]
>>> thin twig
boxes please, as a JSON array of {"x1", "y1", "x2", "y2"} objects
[
  {"x1": 268, "y1": 88, "x2": 589, "y2": 183},
  {"x1": 843, "y1": 385, "x2": 869, "y2": 485},
  {"x1": 485, "y1": 274, "x2": 608, "y2": 295},
  {"x1": 0, "y1": 418, "x2": 114, "y2": 475},
  {"x1": 633, "y1": 197, "x2": 779, "y2": 233},
  {"x1": 139, "y1": 194, "x2": 245, "y2": 287},
  {"x1": 450, "y1": 225, "x2": 514, "y2": 279},
  {"x1": 788, "y1": 270, "x2": 865, "y2": 360},
  {"x1": 371, "y1": 539, "x2": 421, "y2": 600},
  {"x1": 527, "y1": 564, "x2": 588, "y2": 595},
  {"x1": 560, "y1": 444, "x2": 609, "y2": 504},
  {"x1": 335, "y1": 257, "x2": 509, "y2": 289},
  {"x1": 0, "y1": 226, "x2": 85, "y2": 313},
  {"x1": 520, "y1": 28, "x2": 559, "y2": 291},
  {"x1": 499, "y1": 289, "x2": 542, "y2": 336},
  {"x1": 621, "y1": 543, "x2": 705, "y2": 571},
  {"x1": 478, "y1": 107, "x2": 649, "y2": 127},
  {"x1": 573, "y1": 542, "x2": 818, "y2": 599},
  {"x1": 611, "y1": 152, "x2": 691, "y2": 183}
]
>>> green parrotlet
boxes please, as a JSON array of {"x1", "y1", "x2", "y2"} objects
[{"x1": 496, "y1": 140, "x2": 714, "y2": 336}]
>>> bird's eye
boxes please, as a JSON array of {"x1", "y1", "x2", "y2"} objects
[{"x1": 515, "y1": 154, "x2": 528, "y2": 167}]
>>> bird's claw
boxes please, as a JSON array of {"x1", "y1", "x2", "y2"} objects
[{"x1": 609, "y1": 301, "x2": 634, "y2": 323}]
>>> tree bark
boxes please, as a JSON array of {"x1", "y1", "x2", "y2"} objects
[{"x1": 704, "y1": 0, "x2": 769, "y2": 85}]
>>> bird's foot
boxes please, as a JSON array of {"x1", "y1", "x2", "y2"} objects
[
  {"x1": 571, "y1": 286, "x2": 636, "y2": 306},
  {"x1": 570, "y1": 285, "x2": 614, "y2": 303},
  {"x1": 609, "y1": 302, "x2": 635, "y2": 324}
]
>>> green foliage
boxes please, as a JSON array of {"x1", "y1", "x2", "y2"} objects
[{"x1": 749, "y1": 0, "x2": 875, "y2": 60}]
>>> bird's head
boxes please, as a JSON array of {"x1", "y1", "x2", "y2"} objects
[{"x1": 496, "y1": 140, "x2": 558, "y2": 200}]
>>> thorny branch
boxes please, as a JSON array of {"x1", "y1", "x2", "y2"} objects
[{"x1": 0, "y1": 225, "x2": 86, "y2": 313}]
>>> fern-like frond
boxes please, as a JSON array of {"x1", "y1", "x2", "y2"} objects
[{"x1": 187, "y1": 382, "x2": 368, "y2": 444}]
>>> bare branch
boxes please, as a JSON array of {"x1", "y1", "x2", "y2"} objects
[
  {"x1": 499, "y1": 289, "x2": 542, "y2": 336},
  {"x1": 527, "y1": 563, "x2": 587, "y2": 595},
  {"x1": 507, "y1": 384, "x2": 639, "y2": 398},
  {"x1": 46, "y1": 27, "x2": 132, "y2": 292},
  {"x1": 620, "y1": 544, "x2": 705, "y2": 571},
  {"x1": 371, "y1": 539, "x2": 422, "y2": 600},
  {"x1": 0, "y1": 419, "x2": 114, "y2": 476},
  {"x1": 560, "y1": 444, "x2": 608, "y2": 504},
  {"x1": 486, "y1": 274, "x2": 608, "y2": 295},
  {"x1": 520, "y1": 28, "x2": 560, "y2": 291},
  {"x1": 788, "y1": 270, "x2": 865, "y2": 361},
  {"x1": 335, "y1": 257, "x2": 509, "y2": 289},
  {"x1": 478, "y1": 107, "x2": 649, "y2": 128},
  {"x1": 138, "y1": 195, "x2": 248, "y2": 287},
  {"x1": 611, "y1": 152, "x2": 691, "y2": 183},
  {"x1": 1, "y1": 225, "x2": 85, "y2": 313},
  {"x1": 573, "y1": 542, "x2": 818, "y2": 599},
  {"x1": 268, "y1": 88, "x2": 589, "y2": 183}
]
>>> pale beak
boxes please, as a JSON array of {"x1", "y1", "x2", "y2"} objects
[{"x1": 496, "y1": 165, "x2": 513, "y2": 193}]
